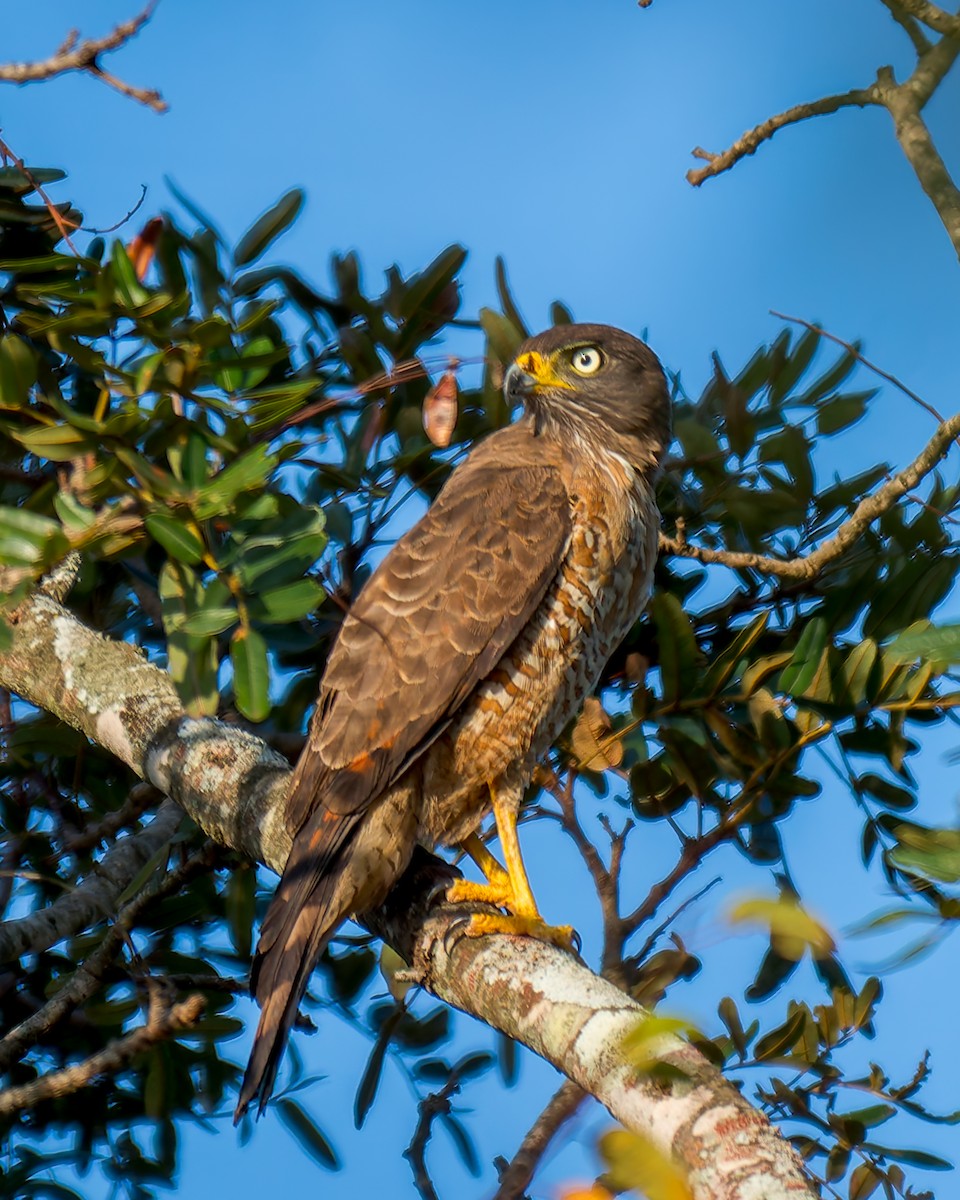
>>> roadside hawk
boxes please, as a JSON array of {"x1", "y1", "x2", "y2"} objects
[{"x1": 237, "y1": 323, "x2": 671, "y2": 1118}]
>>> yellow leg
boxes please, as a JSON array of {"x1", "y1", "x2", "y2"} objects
[
  {"x1": 447, "y1": 833, "x2": 513, "y2": 906},
  {"x1": 446, "y1": 786, "x2": 579, "y2": 953}
]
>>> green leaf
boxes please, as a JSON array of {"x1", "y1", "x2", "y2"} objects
[
  {"x1": 234, "y1": 189, "x2": 304, "y2": 266},
  {"x1": 0, "y1": 333, "x2": 38, "y2": 403},
  {"x1": 15, "y1": 423, "x2": 99, "y2": 460},
  {"x1": 859, "y1": 772, "x2": 915, "y2": 811},
  {"x1": 887, "y1": 621, "x2": 960, "y2": 665},
  {"x1": 840, "y1": 638, "x2": 878, "y2": 705},
  {"x1": 277, "y1": 1100, "x2": 340, "y2": 1170},
  {"x1": 815, "y1": 390, "x2": 871, "y2": 435},
  {"x1": 110, "y1": 240, "x2": 149, "y2": 307},
  {"x1": 479, "y1": 307, "x2": 524, "y2": 367},
  {"x1": 145, "y1": 514, "x2": 206, "y2": 565},
  {"x1": 252, "y1": 578, "x2": 323, "y2": 623},
  {"x1": 889, "y1": 823, "x2": 960, "y2": 883},
  {"x1": 180, "y1": 607, "x2": 237, "y2": 637},
  {"x1": 651, "y1": 592, "x2": 699, "y2": 704},
  {"x1": 703, "y1": 613, "x2": 768, "y2": 695},
  {"x1": 779, "y1": 618, "x2": 828, "y2": 694},
  {"x1": 231, "y1": 627, "x2": 269, "y2": 721},
  {"x1": 848, "y1": 1162, "x2": 883, "y2": 1200},
  {"x1": 193, "y1": 444, "x2": 278, "y2": 518},
  {"x1": 599, "y1": 1129, "x2": 692, "y2": 1199},
  {"x1": 53, "y1": 492, "x2": 96, "y2": 532},
  {"x1": 0, "y1": 506, "x2": 68, "y2": 566}
]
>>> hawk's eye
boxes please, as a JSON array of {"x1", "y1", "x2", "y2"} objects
[{"x1": 570, "y1": 346, "x2": 603, "y2": 376}]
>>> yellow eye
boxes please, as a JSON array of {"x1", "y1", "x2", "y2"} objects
[{"x1": 570, "y1": 346, "x2": 603, "y2": 376}]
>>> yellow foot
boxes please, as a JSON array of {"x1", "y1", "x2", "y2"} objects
[
  {"x1": 461, "y1": 911, "x2": 580, "y2": 954},
  {"x1": 446, "y1": 878, "x2": 515, "y2": 908}
]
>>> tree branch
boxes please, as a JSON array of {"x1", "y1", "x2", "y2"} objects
[
  {"x1": 0, "y1": 592, "x2": 817, "y2": 1199},
  {"x1": 686, "y1": 86, "x2": 880, "y2": 187},
  {"x1": 493, "y1": 1079, "x2": 587, "y2": 1200},
  {"x1": 0, "y1": 798, "x2": 181, "y2": 962},
  {"x1": 0, "y1": 987, "x2": 205, "y2": 1119},
  {"x1": 0, "y1": 3, "x2": 167, "y2": 113},
  {"x1": 659, "y1": 411, "x2": 960, "y2": 579},
  {"x1": 0, "y1": 844, "x2": 216, "y2": 1072},
  {"x1": 881, "y1": 0, "x2": 960, "y2": 37}
]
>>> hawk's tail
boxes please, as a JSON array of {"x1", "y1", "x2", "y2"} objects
[{"x1": 234, "y1": 809, "x2": 364, "y2": 1122}]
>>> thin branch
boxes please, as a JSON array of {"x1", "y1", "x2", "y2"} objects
[
  {"x1": 0, "y1": 3, "x2": 167, "y2": 113},
  {"x1": 659, "y1": 411, "x2": 960, "y2": 579},
  {"x1": 0, "y1": 987, "x2": 205, "y2": 1118},
  {"x1": 0, "y1": 844, "x2": 216, "y2": 1072},
  {"x1": 686, "y1": 86, "x2": 879, "y2": 186},
  {"x1": 0, "y1": 798, "x2": 180, "y2": 961},
  {"x1": 769, "y1": 310, "x2": 949, "y2": 425},
  {"x1": 493, "y1": 1079, "x2": 587, "y2": 1200},
  {"x1": 404, "y1": 1077, "x2": 460, "y2": 1200},
  {"x1": 59, "y1": 782, "x2": 161, "y2": 856}
]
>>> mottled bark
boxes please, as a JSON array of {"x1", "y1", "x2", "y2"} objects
[{"x1": 0, "y1": 591, "x2": 817, "y2": 1199}]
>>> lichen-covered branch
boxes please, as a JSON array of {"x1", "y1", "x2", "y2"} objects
[
  {"x1": 0, "y1": 3, "x2": 166, "y2": 112},
  {"x1": 0, "y1": 988, "x2": 205, "y2": 1119},
  {"x1": 0, "y1": 593, "x2": 817, "y2": 1198},
  {"x1": 366, "y1": 856, "x2": 817, "y2": 1200},
  {"x1": 659, "y1": 411, "x2": 960, "y2": 578}
]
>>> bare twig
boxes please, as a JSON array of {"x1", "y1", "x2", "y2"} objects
[
  {"x1": 770, "y1": 310, "x2": 948, "y2": 425},
  {"x1": 493, "y1": 1079, "x2": 587, "y2": 1200},
  {"x1": 686, "y1": 86, "x2": 880, "y2": 187},
  {"x1": 59, "y1": 782, "x2": 161, "y2": 856},
  {"x1": 0, "y1": 4, "x2": 167, "y2": 113},
  {"x1": 0, "y1": 987, "x2": 205, "y2": 1118},
  {"x1": 659, "y1": 411, "x2": 960, "y2": 579},
  {"x1": 83, "y1": 185, "x2": 148, "y2": 234},
  {"x1": 404, "y1": 1077, "x2": 460, "y2": 1200}
]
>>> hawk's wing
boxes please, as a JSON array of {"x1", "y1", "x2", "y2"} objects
[
  {"x1": 238, "y1": 429, "x2": 572, "y2": 1118},
  {"x1": 286, "y1": 433, "x2": 573, "y2": 829}
]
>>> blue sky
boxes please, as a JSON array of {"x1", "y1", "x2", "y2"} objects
[{"x1": 4, "y1": 1, "x2": 960, "y2": 1197}]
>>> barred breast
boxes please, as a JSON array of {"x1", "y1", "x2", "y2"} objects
[{"x1": 418, "y1": 452, "x2": 659, "y2": 847}]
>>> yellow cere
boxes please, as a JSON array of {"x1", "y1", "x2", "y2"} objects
[{"x1": 515, "y1": 350, "x2": 575, "y2": 390}]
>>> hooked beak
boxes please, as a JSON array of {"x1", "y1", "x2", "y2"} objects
[{"x1": 504, "y1": 350, "x2": 574, "y2": 405}]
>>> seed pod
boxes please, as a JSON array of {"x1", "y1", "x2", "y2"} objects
[{"x1": 422, "y1": 369, "x2": 458, "y2": 448}]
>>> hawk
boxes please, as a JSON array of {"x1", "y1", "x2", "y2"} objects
[{"x1": 236, "y1": 323, "x2": 671, "y2": 1118}]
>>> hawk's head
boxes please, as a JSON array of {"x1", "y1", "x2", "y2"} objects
[{"x1": 505, "y1": 324, "x2": 671, "y2": 471}]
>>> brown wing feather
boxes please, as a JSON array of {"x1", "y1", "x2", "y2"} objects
[
  {"x1": 238, "y1": 423, "x2": 572, "y2": 1118},
  {"x1": 288, "y1": 423, "x2": 572, "y2": 826}
]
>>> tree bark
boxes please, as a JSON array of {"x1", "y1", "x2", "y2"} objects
[{"x1": 0, "y1": 590, "x2": 818, "y2": 1200}]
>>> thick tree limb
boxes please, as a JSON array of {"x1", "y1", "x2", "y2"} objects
[
  {"x1": 0, "y1": 593, "x2": 816, "y2": 1199},
  {"x1": 659, "y1": 411, "x2": 960, "y2": 579},
  {"x1": 0, "y1": 3, "x2": 166, "y2": 113},
  {"x1": 0, "y1": 988, "x2": 205, "y2": 1119}
]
